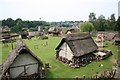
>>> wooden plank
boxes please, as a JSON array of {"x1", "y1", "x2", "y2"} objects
[{"x1": 10, "y1": 63, "x2": 38, "y2": 68}]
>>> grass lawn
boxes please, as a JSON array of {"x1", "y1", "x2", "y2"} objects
[{"x1": 1, "y1": 37, "x2": 119, "y2": 78}]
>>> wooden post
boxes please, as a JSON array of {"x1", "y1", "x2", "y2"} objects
[
  {"x1": 24, "y1": 65, "x2": 26, "y2": 75},
  {"x1": 101, "y1": 34, "x2": 104, "y2": 47},
  {"x1": 111, "y1": 69, "x2": 116, "y2": 78},
  {"x1": 11, "y1": 40, "x2": 13, "y2": 50},
  {"x1": 10, "y1": 31, "x2": 13, "y2": 50},
  {"x1": 95, "y1": 74, "x2": 97, "y2": 79}
]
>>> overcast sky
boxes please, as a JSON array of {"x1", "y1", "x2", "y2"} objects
[{"x1": 0, "y1": 0, "x2": 119, "y2": 21}]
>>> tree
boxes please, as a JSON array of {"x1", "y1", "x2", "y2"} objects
[
  {"x1": 11, "y1": 19, "x2": 23, "y2": 33},
  {"x1": 89, "y1": 12, "x2": 96, "y2": 22},
  {"x1": 6, "y1": 18, "x2": 15, "y2": 28},
  {"x1": 116, "y1": 17, "x2": 120, "y2": 32},
  {"x1": 96, "y1": 14, "x2": 106, "y2": 31},
  {"x1": 109, "y1": 14, "x2": 116, "y2": 30},
  {"x1": 80, "y1": 22, "x2": 95, "y2": 33},
  {"x1": 2, "y1": 19, "x2": 6, "y2": 26},
  {"x1": 88, "y1": 12, "x2": 97, "y2": 31},
  {"x1": 15, "y1": 18, "x2": 22, "y2": 23},
  {"x1": 98, "y1": 14, "x2": 105, "y2": 20},
  {"x1": 110, "y1": 14, "x2": 115, "y2": 21}
]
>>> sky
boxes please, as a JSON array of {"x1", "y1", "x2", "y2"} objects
[{"x1": 0, "y1": 0, "x2": 119, "y2": 22}]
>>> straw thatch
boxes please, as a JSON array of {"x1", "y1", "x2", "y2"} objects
[
  {"x1": 1, "y1": 39, "x2": 44, "y2": 79},
  {"x1": 0, "y1": 26, "x2": 11, "y2": 42},
  {"x1": 56, "y1": 33, "x2": 98, "y2": 57},
  {"x1": 65, "y1": 28, "x2": 80, "y2": 34},
  {"x1": 48, "y1": 27, "x2": 62, "y2": 36}
]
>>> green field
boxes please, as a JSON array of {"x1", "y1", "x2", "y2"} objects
[{"x1": 1, "y1": 37, "x2": 119, "y2": 78}]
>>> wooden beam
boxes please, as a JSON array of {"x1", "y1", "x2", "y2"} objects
[{"x1": 10, "y1": 63, "x2": 38, "y2": 68}]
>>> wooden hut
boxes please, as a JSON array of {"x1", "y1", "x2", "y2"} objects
[
  {"x1": 21, "y1": 31, "x2": 28, "y2": 39},
  {"x1": 105, "y1": 32, "x2": 117, "y2": 41},
  {"x1": 117, "y1": 60, "x2": 120, "y2": 67},
  {"x1": 113, "y1": 34, "x2": 120, "y2": 45},
  {"x1": 65, "y1": 28, "x2": 80, "y2": 34},
  {"x1": 48, "y1": 27, "x2": 62, "y2": 36},
  {"x1": 1, "y1": 40, "x2": 45, "y2": 80},
  {"x1": 97, "y1": 31, "x2": 118, "y2": 41},
  {"x1": 55, "y1": 33, "x2": 98, "y2": 68},
  {"x1": 0, "y1": 26, "x2": 11, "y2": 42}
]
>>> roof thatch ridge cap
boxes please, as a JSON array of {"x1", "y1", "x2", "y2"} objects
[
  {"x1": 15, "y1": 39, "x2": 26, "y2": 49},
  {"x1": 65, "y1": 33, "x2": 91, "y2": 41}
]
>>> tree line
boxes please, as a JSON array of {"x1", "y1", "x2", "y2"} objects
[
  {"x1": 1, "y1": 18, "x2": 77, "y2": 33},
  {"x1": 2, "y1": 18, "x2": 50, "y2": 33},
  {"x1": 1, "y1": 13, "x2": 120, "y2": 33},
  {"x1": 80, "y1": 13, "x2": 120, "y2": 33}
]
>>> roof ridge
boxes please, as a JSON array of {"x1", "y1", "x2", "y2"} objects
[{"x1": 65, "y1": 33, "x2": 91, "y2": 41}]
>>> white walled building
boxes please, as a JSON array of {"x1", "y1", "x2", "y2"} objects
[{"x1": 56, "y1": 33, "x2": 98, "y2": 67}]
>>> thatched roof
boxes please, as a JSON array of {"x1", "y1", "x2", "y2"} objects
[
  {"x1": 48, "y1": 27, "x2": 62, "y2": 33},
  {"x1": 21, "y1": 31, "x2": 28, "y2": 35},
  {"x1": 0, "y1": 26, "x2": 10, "y2": 33},
  {"x1": 1, "y1": 39, "x2": 43, "y2": 77},
  {"x1": 114, "y1": 34, "x2": 120, "y2": 41},
  {"x1": 98, "y1": 31, "x2": 119, "y2": 41},
  {"x1": 105, "y1": 33, "x2": 117, "y2": 41},
  {"x1": 56, "y1": 33, "x2": 98, "y2": 57},
  {"x1": 1, "y1": 31, "x2": 10, "y2": 39},
  {"x1": 11, "y1": 33, "x2": 19, "y2": 37},
  {"x1": 65, "y1": 28, "x2": 80, "y2": 34},
  {"x1": 117, "y1": 60, "x2": 120, "y2": 67}
]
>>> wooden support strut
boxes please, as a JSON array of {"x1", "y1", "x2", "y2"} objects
[{"x1": 9, "y1": 63, "x2": 38, "y2": 68}]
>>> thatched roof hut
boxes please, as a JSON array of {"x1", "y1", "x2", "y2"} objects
[
  {"x1": 65, "y1": 28, "x2": 80, "y2": 34},
  {"x1": 0, "y1": 26, "x2": 11, "y2": 42},
  {"x1": 105, "y1": 33, "x2": 117, "y2": 41},
  {"x1": 97, "y1": 31, "x2": 118, "y2": 41},
  {"x1": 56, "y1": 33, "x2": 98, "y2": 57},
  {"x1": 113, "y1": 33, "x2": 120, "y2": 45},
  {"x1": 56, "y1": 33, "x2": 98, "y2": 67},
  {"x1": 1, "y1": 39, "x2": 45, "y2": 79},
  {"x1": 48, "y1": 27, "x2": 62, "y2": 36},
  {"x1": 21, "y1": 31, "x2": 28, "y2": 39},
  {"x1": 117, "y1": 60, "x2": 120, "y2": 67}
]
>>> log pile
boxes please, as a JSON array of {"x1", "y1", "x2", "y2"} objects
[{"x1": 57, "y1": 54, "x2": 95, "y2": 68}]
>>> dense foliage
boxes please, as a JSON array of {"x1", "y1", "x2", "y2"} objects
[
  {"x1": 1, "y1": 13, "x2": 119, "y2": 33},
  {"x1": 116, "y1": 17, "x2": 120, "y2": 33},
  {"x1": 2, "y1": 18, "x2": 50, "y2": 32},
  {"x1": 88, "y1": 13, "x2": 117, "y2": 31},
  {"x1": 2, "y1": 18, "x2": 81, "y2": 33},
  {"x1": 80, "y1": 22, "x2": 94, "y2": 32}
]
